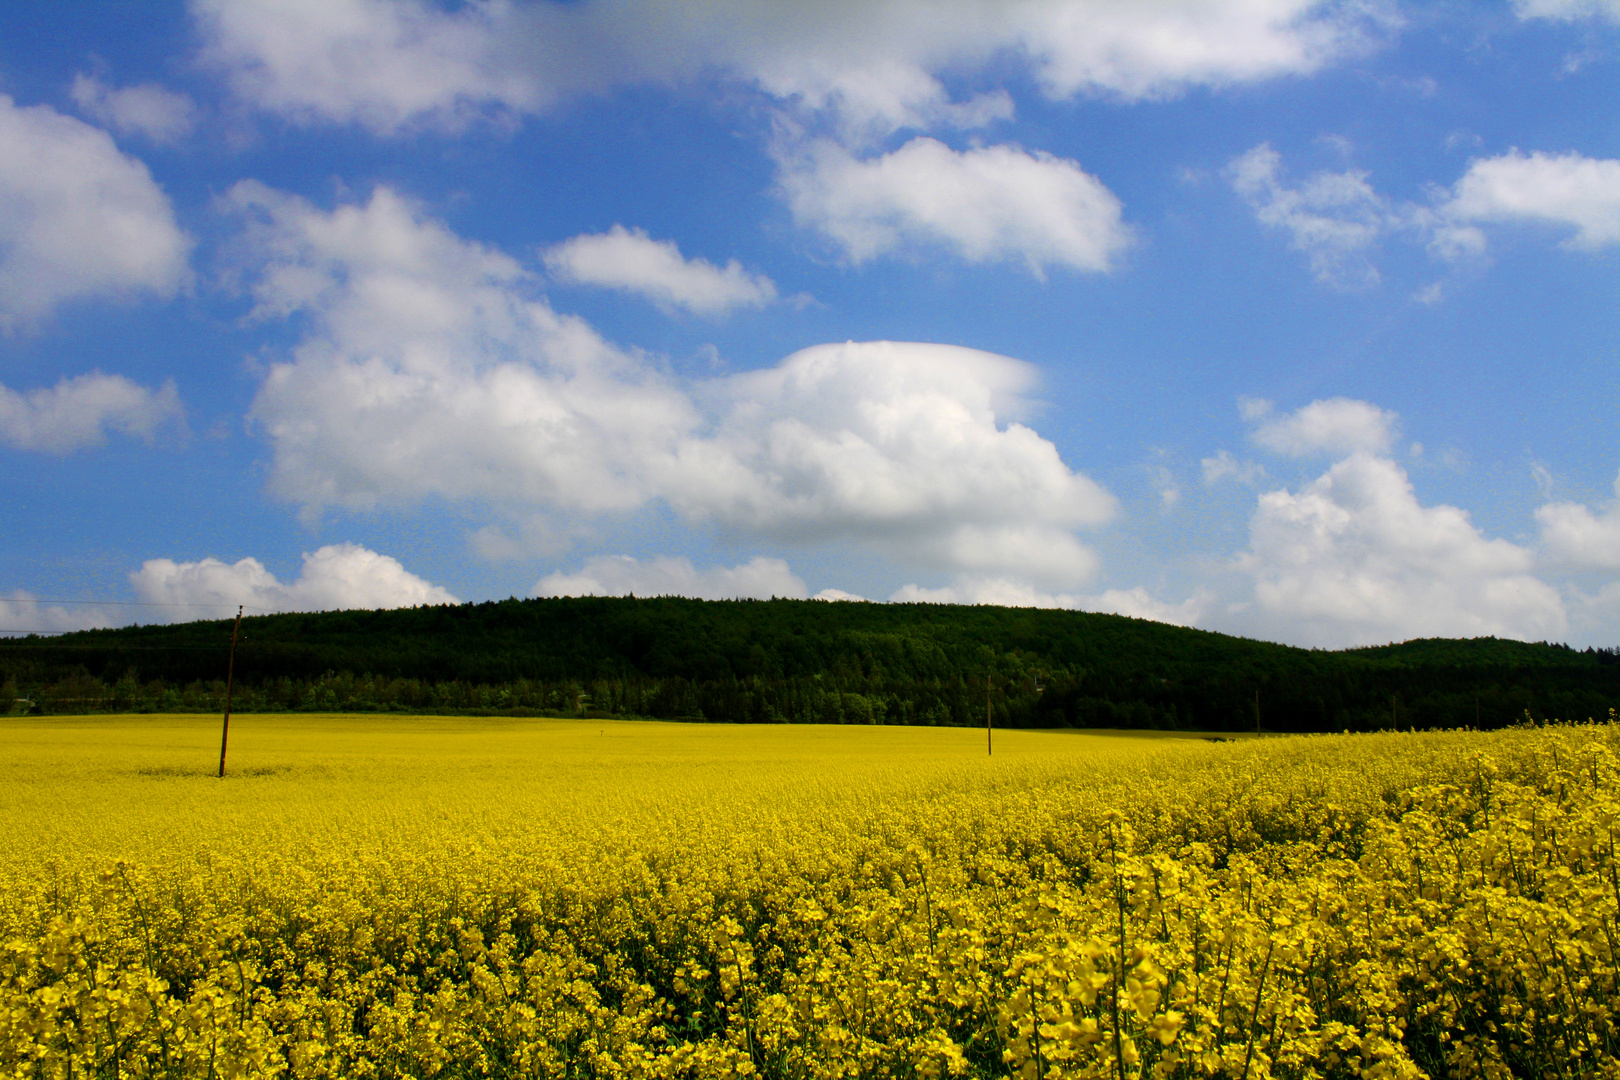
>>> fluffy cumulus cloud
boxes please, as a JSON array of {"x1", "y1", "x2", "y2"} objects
[
  {"x1": 535, "y1": 555, "x2": 808, "y2": 600},
  {"x1": 235, "y1": 184, "x2": 1115, "y2": 584},
  {"x1": 231, "y1": 181, "x2": 697, "y2": 516},
  {"x1": 697, "y1": 0, "x2": 1386, "y2": 135},
  {"x1": 1443, "y1": 151, "x2": 1620, "y2": 252},
  {"x1": 779, "y1": 138, "x2": 1130, "y2": 273},
  {"x1": 814, "y1": 588, "x2": 867, "y2": 602},
  {"x1": 69, "y1": 74, "x2": 199, "y2": 143},
  {"x1": 198, "y1": 2, "x2": 1371, "y2": 276},
  {"x1": 1537, "y1": 471, "x2": 1620, "y2": 570},
  {"x1": 890, "y1": 578, "x2": 1209, "y2": 627},
  {"x1": 1223, "y1": 396, "x2": 1569, "y2": 645},
  {"x1": 0, "y1": 95, "x2": 190, "y2": 327},
  {"x1": 193, "y1": 0, "x2": 546, "y2": 133},
  {"x1": 193, "y1": 0, "x2": 1391, "y2": 134},
  {"x1": 10, "y1": 545, "x2": 454, "y2": 634},
  {"x1": 681, "y1": 341, "x2": 1116, "y2": 585},
  {"x1": 0, "y1": 372, "x2": 183, "y2": 453},
  {"x1": 1247, "y1": 396, "x2": 1398, "y2": 457},
  {"x1": 542, "y1": 225, "x2": 778, "y2": 315},
  {"x1": 0, "y1": 593, "x2": 119, "y2": 637},
  {"x1": 1237, "y1": 453, "x2": 1566, "y2": 646},
  {"x1": 1083, "y1": 586, "x2": 1211, "y2": 626},
  {"x1": 130, "y1": 543, "x2": 457, "y2": 615}
]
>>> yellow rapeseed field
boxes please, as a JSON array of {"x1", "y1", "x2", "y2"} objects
[{"x1": 2, "y1": 713, "x2": 1617, "y2": 1078}]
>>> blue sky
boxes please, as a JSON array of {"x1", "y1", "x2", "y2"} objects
[{"x1": 1, "y1": 0, "x2": 1617, "y2": 648}]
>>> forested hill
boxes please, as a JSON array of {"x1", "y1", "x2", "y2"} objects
[{"x1": 3, "y1": 596, "x2": 1617, "y2": 732}]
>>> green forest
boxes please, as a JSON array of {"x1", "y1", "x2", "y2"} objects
[{"x1": 3, "y1": 596, "x2": 1617, "y2": 732}]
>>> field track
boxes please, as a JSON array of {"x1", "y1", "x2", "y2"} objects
[{"x1": 2, "y1": 714, "x2": 1616, "y2": 1077}]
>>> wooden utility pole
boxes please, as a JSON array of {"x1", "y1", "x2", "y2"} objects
[
  {"x1": 1254, "y1": 690, "x2": 1261, "y2": 736},
  {"x1": 986, "y1": 673, "x2": 992, "y2": 756},
  {"x1": 218, "y1": 606, "x2": 243, "y2": 778}
]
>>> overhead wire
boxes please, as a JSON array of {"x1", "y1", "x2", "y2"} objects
[
  {"x1": 1, "y1": 598, "x2": 278, "y2": 611},
  {"x1": 0, "y1": 598, "x2": 282, "y2": 638},
  {"x1": 0, "y1": 599, "x2": 282, "y2": 642}
]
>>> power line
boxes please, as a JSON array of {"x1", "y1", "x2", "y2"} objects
[{"x1": 2, "y1": 598, "x2": 277, "y2": 611}]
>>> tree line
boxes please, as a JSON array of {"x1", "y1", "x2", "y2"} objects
[{"x1": 3, "y1": 596, "x2": 1617, "y2": 732}]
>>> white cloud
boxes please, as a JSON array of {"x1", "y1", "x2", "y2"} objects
[
  {"x1": 1513, "y1": 0, "x2": 1620, "y2": 24},
  {"x1": 1539, "y1": 502, "x2": 1620, "y2": 570},
  {"x1": 1443, "y1": 150, "x2": 1620, "y2": 252},
  {"x1": 721, "y1": 0, "x2": 1386, "y2": 136},
  {"x1": 69, "y1": 74, "x2": 199, "y2": 143},
  {"x1": 1084, "y1": 586, "x2": 1211, "y2": 627},
  {"x1": 201, "y1": 2, "x2": 1377, "y2": 278},
  {"x1": 681, "y1": 340, "x2": 1117, "y2": 585},
  {"x1": 779, "y1": 137, "x2": 1130, "y2": 273},
  {"x1": 230, "y1": 181, "x2": 697, "y2": 517},
  {"x1": 1249, "y1": 397, "x2": 1398, "y2": 457},
  {"x1": 0, "y1": 372, "x2": 183, "y2": 454},
  {"x1": 1566, "y1": 584, "x2": 1620, "y2": 648},
  {"x1": 467, "y1": 517, "x2": 582, "y2": 561},
  {"x1": 233, "y1": 183, "x2": 1115, "y2": 582},
  {"x1": 813, "y1": 588, "x2": 867, "y2": 602},
  {"x1": 0, "y1": 592, "x2": 120, "y2": 637},
  {"x1": 535, "y1": 554, "x2": 808, "y2": 600},
  {"x1": 194, "y1": 0, "x2": 1389, "y2": 136},
  {"x1": 1231, "y1": 144, "x2": 1620, "y2": 279},
  {"x1": 1201, "y1": 449, "x2": 1267, "y2": 486},
  {"x1": 1148, "y1": 464, "x2": 1181, "y2": 511},
  {"x1": 890, "y1": 577, "x2": 1209, "y2": 627},
  {"x1": 1008, "y1": 0, "x2": 1393, "y2": 101},
  {"x1": 0, "y1": 95, "x2": 191, "y2": 327},
  {"x1": 1227, "y1": 142, "x2": 1397, "y2": 287},
  {"x1": 193, "y1": 0, "x2": 546, "y2": 134},
  {"x1": 1537, "y1": 471, "x2": 1620, "y2": 569},
  {"x1": 923, "y1": 524, "x2": 1102, "y2": 585},
  {"x1": 1236, "y1": 452, "x2": 1566, "y2": 646},
  {"x1": 130, "y1": 543, "x2": 458, "y2": 614},
  {"x1": 543, "y1": 225, "x2": 777, "y2": 316}
]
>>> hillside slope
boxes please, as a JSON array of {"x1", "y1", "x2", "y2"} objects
[{"x1": 3, "y1": 597, "x2": 1615, "y2": 731}]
